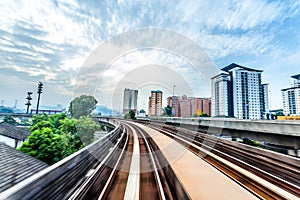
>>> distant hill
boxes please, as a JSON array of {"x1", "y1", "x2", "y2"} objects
[{"x1": 95, "y1": 105, "x2": 121, "y2": 116}]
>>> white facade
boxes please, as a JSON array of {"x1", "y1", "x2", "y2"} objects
[
  {"x1": 211, "y1": 74, "x2": 230, "y2": 116},
  {"x1": 0, "y1": 135, "x2": 24, "y2": 148},
  {"x1": 262, "y1": 84, "x2": 269, "y2": 114},
  {"x1": 123, "y1": 88, "x2": 138, "y2": 114},
  {"x1": 282, "y1": 77, "x2": 300, "y2": 116},
  {"x1": 211, "y1": 63, "x2": 268, "y2": 120},
  {"x1": 231, "y1": 69, "x2": 262, "y2": 119}
]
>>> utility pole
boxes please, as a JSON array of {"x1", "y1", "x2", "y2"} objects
[
  {"x1": 36, "y1": 82, "x2": 43, "y2": 114},
  {"x1": 25, "y1": 92, "x2": 33, "y2": 114}
]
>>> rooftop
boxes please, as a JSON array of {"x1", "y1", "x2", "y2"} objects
[
  {"x1": 0, "y1": 123, "x2": 31, "y2": 140},
  {"x1": 151, "y1": 90, "x2": 163, "y2": 93},
  {"x1": 211, "y1": 72, "x2": 230, "y2": 79},
  {"x1": 291, "y1": 74, "x2": 300, "y2": 80},
  {"x1": 221, "y1": 63, "x2": 263, "y2": 73},
  {"x1": 0, "y1": 142, "x2": 48, "y2": 192}
]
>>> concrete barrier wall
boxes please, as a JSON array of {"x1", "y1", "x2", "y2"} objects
[{"x1": 149, "y1": 117, "x2": 300, "y2": 148}]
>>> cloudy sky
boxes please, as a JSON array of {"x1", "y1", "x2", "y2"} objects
[{"x1": 0, "y1": 0, "x2": 299, "y2": 111}]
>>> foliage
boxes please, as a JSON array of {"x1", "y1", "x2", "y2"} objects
[
  {"x1": 2, "y1": 116, "x2": 17, "y2": 125},
  {"x1": 69, "y1": 95, "x2": 98, "y2": 118},
  {"x1": 20, "y1": 118, "x2": 32, "y2": 126},
  {"x1": 164, "y1": 105, "x2": 172, "y2": 116},
  {"x1": 19, "y1": 113, "x2": 100, "y2": 165},
  {"x1": 19, "y1": 127, "x2": 70, "y2": 165},
  {"x1": 242, "y1": 138, "x2": 263, "y2": 148},
  {"x1": 124, "y1": 109, "x2": 136, "y2": 119},
  {"x1": 129, "y1": 110, "x2": 136, "y2": 119},
  {"x1": 75, "y1": 116, "x2": 100, "y2": 146},
  {"x1": 193, "y1": 113, "x2": 210, "y2": 117}
]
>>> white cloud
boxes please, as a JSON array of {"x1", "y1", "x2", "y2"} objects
[
  {"x1": 179, "y1": 0, "x2": 286, "y2": 30},
  {"x1": 0, "y1": 0, "x2": 299, "y2": 109}
]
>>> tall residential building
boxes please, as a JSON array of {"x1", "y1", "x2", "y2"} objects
[
  {"x1": 211, "y1": 63, "x2": 269, "y2": 119},
  {"x1": 261, "y1": 84, "x2": 269, "y2": 114},
  {"x1": 167, "y1": 95, "x2": 211, "y2": 117},
  {"x1": 282, "y1": 74, "x2": 300, "y2": 116},
  {"x1": 123, "y1": 88, "x2": 138, "y2": 114},
  {"x1": 211, "y1": 73, "x2": 232, "y2": 117},
  {"x1": 148, "y1": 90, "x2": 163, "y2": 116}
]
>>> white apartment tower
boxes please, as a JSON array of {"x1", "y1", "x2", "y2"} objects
[
  {"x1": 211, "y1": 73, "x2": 232, "y2": 117},
  {"x1": 123, "y1": 88, "x2": 138, "y2": 114},
  {"x1": 282, "y1": 74, "x2": 300, "y2": 116},
  {"x1": 211, "y1": 63, "x2": 269, "y2": 119}
]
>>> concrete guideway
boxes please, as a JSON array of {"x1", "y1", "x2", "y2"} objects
[
  {"x1": 133, "y1": 122, "x2": 258, "y2": 200},
  {"x1": 133, "y1": 123, "x2": 300, "y2": 199},
  {"x1": 149, "y1": 117, "x2": 300, "y2": 148},
  {"x1": 123, "y1": 126, "x2": 140, "y2": 200}
]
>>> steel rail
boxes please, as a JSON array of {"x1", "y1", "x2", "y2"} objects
[{"x1": 145, "y1": 122, "x2": 299, "y2": 199}]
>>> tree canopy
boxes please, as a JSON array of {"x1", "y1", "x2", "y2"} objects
[
  {"x1": 164, "y1": 105, "x2": 172, "y2": 116},
  {"x1": 69, "y1": 95, "x2": 98, "y2": 118},
  {"x1": 124, "y1": 109, "x2": 136, "y2": 119},
  {"x1": 2, "y1": 116, "x2": 17, "y2": 125},
  {"x1": 19, "y1": 113, "x2": 100, "y2": 165}
]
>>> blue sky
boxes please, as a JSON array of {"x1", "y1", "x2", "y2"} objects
[{"x1": 0, "y1": 0, "x2": 299, "y2": 110}]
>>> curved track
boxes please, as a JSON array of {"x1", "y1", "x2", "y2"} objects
[
  {"x1": 69, "y1": 121, "x2": 190, "y2": 200},
  {"x1": 139, "y1": 121, "x2": 300, "y2": 199}
]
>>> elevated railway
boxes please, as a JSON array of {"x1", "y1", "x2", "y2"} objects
[{"x1": 1, "y1": 118, "x2": 299, "y2": 199}]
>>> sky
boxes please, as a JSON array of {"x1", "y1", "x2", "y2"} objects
[{"x1": 0, "y1": 0, "x2": 299, "y2": 111}]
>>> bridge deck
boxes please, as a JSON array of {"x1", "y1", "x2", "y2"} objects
[{"x1": 134, "y1": 122, "x2": 258, "y2": 199}]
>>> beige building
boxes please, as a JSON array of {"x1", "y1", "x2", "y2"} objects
[{"x1": 148, "y1": 90, "x2": 163, "y2": 116}]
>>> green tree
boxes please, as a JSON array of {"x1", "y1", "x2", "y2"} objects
[
  {"x1": 69, "y1": 95, "x2": 98, "y2": 118},
  {"x1": 2, "y1": 116, "x2": 17, "y2": 125},
  {"x1": 124, "y1": 110, "x2": 136, "y2": 119},
  {"x1": 75, "y1": 116, "x2": 100, "y2": 146},
  {"x1": 19, "y1": 113, "x2": 101, "y2": 164},
  {"x1": 20, "y1": 118, "x2": 32, "y2": 126},
  {"x1": 129, "y1": 110, "x2": 136, "y2": 119},
  {"x1": 164, "y1": 105, "x2": 172, "y2": 116},
  {"x1": 59, "y1": 117, "x2": 83, "y2": 150},
  {"x1": 19, "y1": 127, "x2": 69, "y2": 165}
]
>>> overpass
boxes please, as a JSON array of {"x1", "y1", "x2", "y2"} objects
[{"x1": 146, "y1": 117, "x2": 300, "y2": 150}]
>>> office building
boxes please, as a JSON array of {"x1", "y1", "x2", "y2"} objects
[
  {"x1": 123, "y1": 88, "x2": 138, "y2": 114},
  {"x1": 148, "y1": 90, "x2": 163, "y2": 116},
  {"x1": 282, "y1": 74, "x2": 300, "y2": 116},
  {"x1": 211, "y1": 63, "x2": 268, "y2": 119}
]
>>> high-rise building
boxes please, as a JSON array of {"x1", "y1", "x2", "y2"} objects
[
  {"x1": 282, "y1": 74, "x2": 300, "y2": 116},
  {"x1": 261, "y1": 84, "x2": 269, "y2": 115},
  {"x1": 123, "y1": 88, "x2": 138, "y2": 114},
  {"x1": 211, "y1": 73, "x2": 232, "y2": 117},
  {"x1": 211, "y1": 63, "x2": 269, "y2": 119},
  {"x1": 148, "y1": 90, "x2": 163, "y2": 116}
]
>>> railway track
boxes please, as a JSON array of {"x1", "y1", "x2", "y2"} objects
[
  {"x1": 2, "y1": 118, "x2": 299, "y2": 199},
  {"x1": 139, "y1": 121, "x2": 300, "y2": 199},
  {"x1": 69, "y1": 121, "x2": 190, "y2": 200}
]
